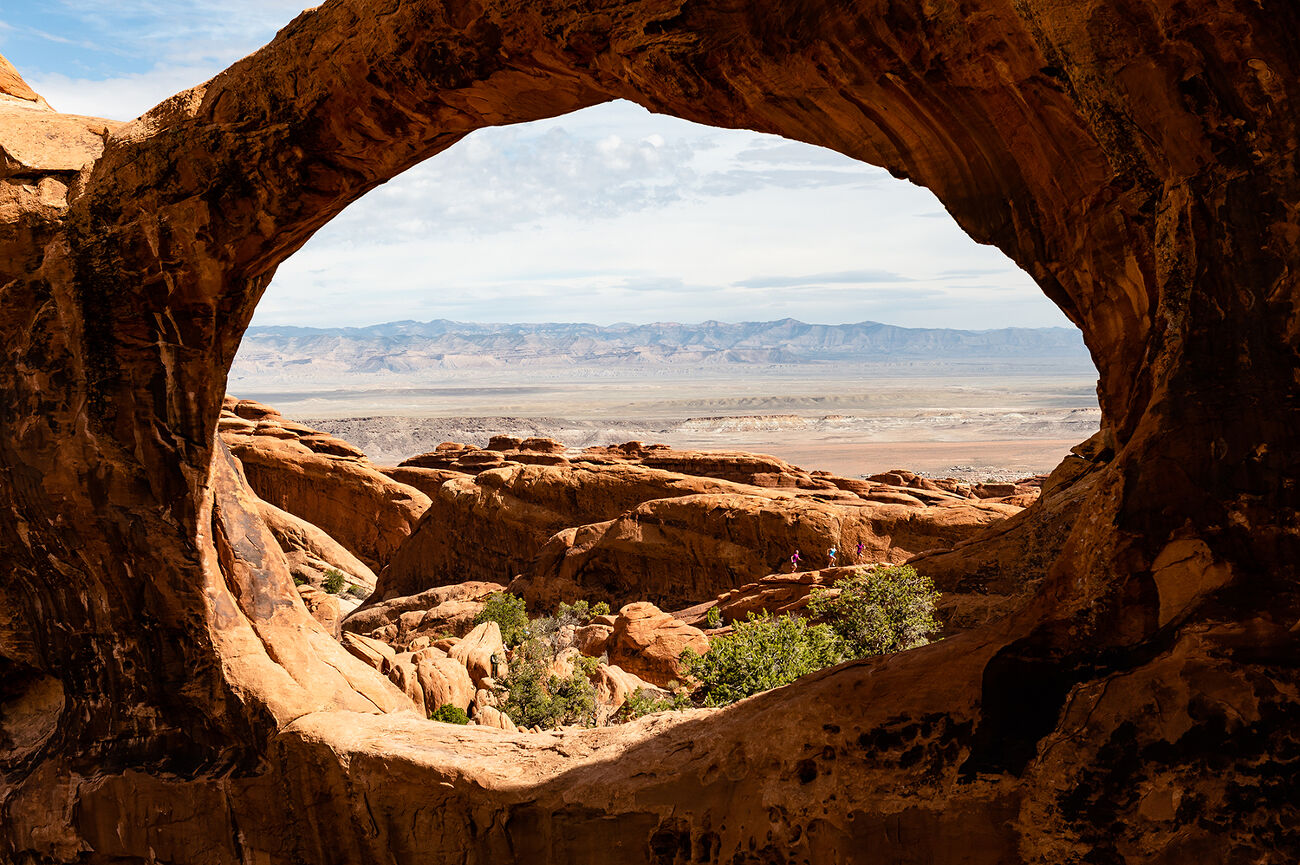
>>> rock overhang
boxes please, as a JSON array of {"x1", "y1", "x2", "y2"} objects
[{"x1": 0, "y1": 0, "x2": 1297, "y2": 858}]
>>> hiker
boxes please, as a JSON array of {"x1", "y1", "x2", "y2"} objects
[
  {"x1": 855, "y1": 541, "x2": 864, "y2": 562},
  {"x1": 790, "y1": 549, "x2": 801, "y2": 572},
  {"x1": 827, "y1": 546, "x2": 837, "y2": 567}
]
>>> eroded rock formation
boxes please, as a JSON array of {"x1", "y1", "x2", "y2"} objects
[
  {"x1": 517, "y1": 487, "x2": 1016, "y2": 608},
  {"x1": 220, "y1": 398, "x2": 431, "y2": 569},
  {"x1": 2, "y1": 0, "x2": 1298, "y2": 859},
  {"x1": 374, "y1": 442, "x2": 1019, "y2": 608}
]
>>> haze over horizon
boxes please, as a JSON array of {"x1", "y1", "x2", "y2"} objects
[
  {"x1": 3, "y1": 2, "x2": 1075, "y2": 333},
  {"x1": 230, "y1": 317, "x2": 1097, "y2": 398},
  {"x1": 242, "y1": 315, "x2": 1086, "y2": 333}
]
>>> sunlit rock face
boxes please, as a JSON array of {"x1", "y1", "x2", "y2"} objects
[
  {"x1": 374, "y1": 444, "x2": 1021, "y2": 609},
  {"x1": 1, "y1": 0, "x2": 1298, "y2": 860}
]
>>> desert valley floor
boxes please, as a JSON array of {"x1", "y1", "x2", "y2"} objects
[{"x1": 233, "y1": 364, "x2": 1101, "y2": 479}]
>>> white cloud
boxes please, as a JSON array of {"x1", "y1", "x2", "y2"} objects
[
  {"x1": 26, "y1": 63, "x2": 218, "y2": 119},
  {"x1": 17, "y1": 0, "x2": 306, "y2": 118},
  {"x1": 9, "y1": 4, "x2": 1072, "y2": 331},
  {"x1": 260, "y1": 104, "x2": 1063, "y2": 331}
]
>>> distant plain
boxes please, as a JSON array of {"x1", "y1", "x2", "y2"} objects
[{"x1": 234, "y1": 361, "x2": 1099, "y2": 481}]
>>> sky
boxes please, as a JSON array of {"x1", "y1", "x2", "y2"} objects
[{"x1": 1, "y1": 2, "x2": 1073, "y2": 330}]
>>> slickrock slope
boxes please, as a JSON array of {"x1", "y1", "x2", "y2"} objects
[
  {"x1": 255, "y1": 499, "x2": 379, "y2": 592},
  {"x1": 373, "y1": 441, "x2": 1019, "y2": 608},
  {"x1": 2, "y1": 0, "x2": 1298, "y2": 860},
  {"x1": 375, "y1": 458, "x2": 752, "y2": 599},
  {"x1": 219, "y1": 398, "x2": 431, "y2": 570},
  {"x1": 516, "y1": 488, "x2": 1016, "y2": 609}
]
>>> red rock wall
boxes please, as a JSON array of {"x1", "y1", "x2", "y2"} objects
[
  {"x1": 519, "y1": 491, "x2": 1014, "y2": 609},
  {"x1": 1, "y1": 0, "x2": 1298, "y2": 860},
  {"x1": 373, "y1": 457, "x2": 1012, "y2": 610},
  {"x1": 230, "y1": 436, "x2": 430, "y2": 570},
  {"x1": 374, "y1": 461, "x2": 751, "y2": 599}
]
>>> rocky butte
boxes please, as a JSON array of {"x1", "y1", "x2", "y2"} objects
[{"x1": 0, "y1": 2, "x2": 1297, "y2": 863}]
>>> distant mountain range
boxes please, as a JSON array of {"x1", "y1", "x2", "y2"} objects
[{"x1": 232, "y1": 318, "x2": 1091, "y2": 377}]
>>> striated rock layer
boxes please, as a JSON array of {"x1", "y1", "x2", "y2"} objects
[
  {"x1": 1, "y1": 0, "x2": 1298, "y2": 860},
  {"x1": 374, "y1": 445, "x2": 1018, "y2": 609},
  {"x1": 220, "y1": 398, "x2": 431, "y2": 570}
]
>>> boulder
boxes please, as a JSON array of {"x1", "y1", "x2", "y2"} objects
[
  {"x1": 673, "y1": 570, "x2": 837, "y2": 627},
  {"x1": 415, "y1": 656, "x2": 475, "y2": 713},
  {"x1": 230, "y1": 398, "x2": 280, "y2": 421},
  {"x1": 341, "y1": 632, "x2": 396, "y2": 673},
  {"x1": 519, "y1": 437, "x2": 565, "y2": 453},
  {"x1": 574, "y1": 624, "x2": 613, "y2": 657},
  {"x1": 606, "y1": 603, "x2": 709, "y2": 688},
  {"x1": 297, "y1": 585, "x2": 342, "y2": 637},
  {"x1": 341, "y1": 581, "x2": 505, "y2": 640},
  {"x1": 548, "y1": 646, "x2": 581, "y2": 679},
  {"x1": 474, "y1": 706, "x2": 517, "y2": 732},
  {"x1": 973, "y1": 482, "x2": 1018, "y2": 499},
  {"x1": 449, "y1": 621, "x2": 509, "y2": 686},
  {"x1": 592, "y1": 664, "x2": 667, "y2": 714},
  {"x1": 386, "y1": 655, "x2": 426, "y2": 715}
]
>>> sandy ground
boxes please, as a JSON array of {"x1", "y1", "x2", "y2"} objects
[
  {"x1": 235, "y1": 363, "x2": 1099, "y2": 482},
  {"x1": 752, "y1": 438, "x2": 1080, "y2": 480},
  {"x1": 244, "y1": 374, "x2": 1097, "y2": 486}
]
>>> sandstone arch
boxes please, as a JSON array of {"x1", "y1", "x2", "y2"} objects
[{"x1": 1, "y1": 1, "x2": 1297, "y2": 861}]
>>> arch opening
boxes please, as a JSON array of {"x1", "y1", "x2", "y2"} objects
[
  {"x1": 1, "y1": 0, "x2": 1297, "y2": 860},
  {"x1": 236, "y1": 99, "x2": 1098, "y2": 474},
  {"x1": 223, "y1": 100, "x2": 1100, "y2": 646}
]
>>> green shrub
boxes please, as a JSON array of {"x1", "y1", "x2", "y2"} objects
[
  {"x1": 681, "y1": 612, "x2": 843, "y2": 707},
  {"x1": 429, "y1": 704, "x2": 470, "y2": 725},
  {"x1": 474, "y1": 592, "x2": 529, "y2": 647},
  {"x1": 292, "y1": 575, "x2": 308, "y2": 587},
  {"x1": 705, "y1": 606, "x2": 722, "y2": 629},
  {"x1": 574, "y1": 654, "x2": 600, "y2": 678},
  {"x1": 495, "y1": 638, "x2": 597, "y2": 729},
  {"x1": 615, "y1": 687, "x2": 692, "y2": 722},
  {"x1": 322, "y1": 569, "x2": 346, "y2": 594},
  {"x1": 807, "y1": 565, "x2": 940, "y2": 659},
  {"x1": 591, "y1": 601, "x2": 611, "y2": 618},
  {"x1": 556, "y1": 599, "x2": 592, "y2": 623},
  {"x1": 532, "y1": 599, "x2": 612, "y2": 649},
  {"x1": 347, "y1": 584, "x2": 371, "y2": 600}
]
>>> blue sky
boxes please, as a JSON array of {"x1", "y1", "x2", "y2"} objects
[{"x1": 2, "y1": 2, "x2": 1073, "y2": 330}]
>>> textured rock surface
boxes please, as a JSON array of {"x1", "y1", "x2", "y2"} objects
[
  {"x1": 341, "y1": 580, "x2": 505, "y2": 646},
  {"x1": 2, "y1": 0, "x2": 1299, "y2": 859},
  {"x1": 378, "y1": 455, "x2": 1016, "y2": 608},
  {"x1": 911, "y1": 448, "x2": 1104, "y2": 629},
  {"x1": 515, "y1": 490, "x2": 1015, "y2": 609},
  {"x1": 255, "y1": 498, "x2": 378, "y2": 592},
  {"x1": 376, "y1": 460, "x2": 772, "y2": 599},
  {"x1": 296, "y1": 585, "x2": 343, "y2": 638},
  {"x1": 416, "y1": 652, "x2": 476, "y2": 713},
  {"x1": 673, "y1": 570, "x2": 839, "y2": 627},
  {"x1": 606, "y1": 603, "x2": 709, "y2": 688},
  {"x1": 221, "y1": 399, "x2": 431, "y2": 570},
  {"x1": 592, "y1": 665, "x2": 668, "y2": 722},
  {"x1": 448, "y1": 622, "x2": 509, "y2": 687}
]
